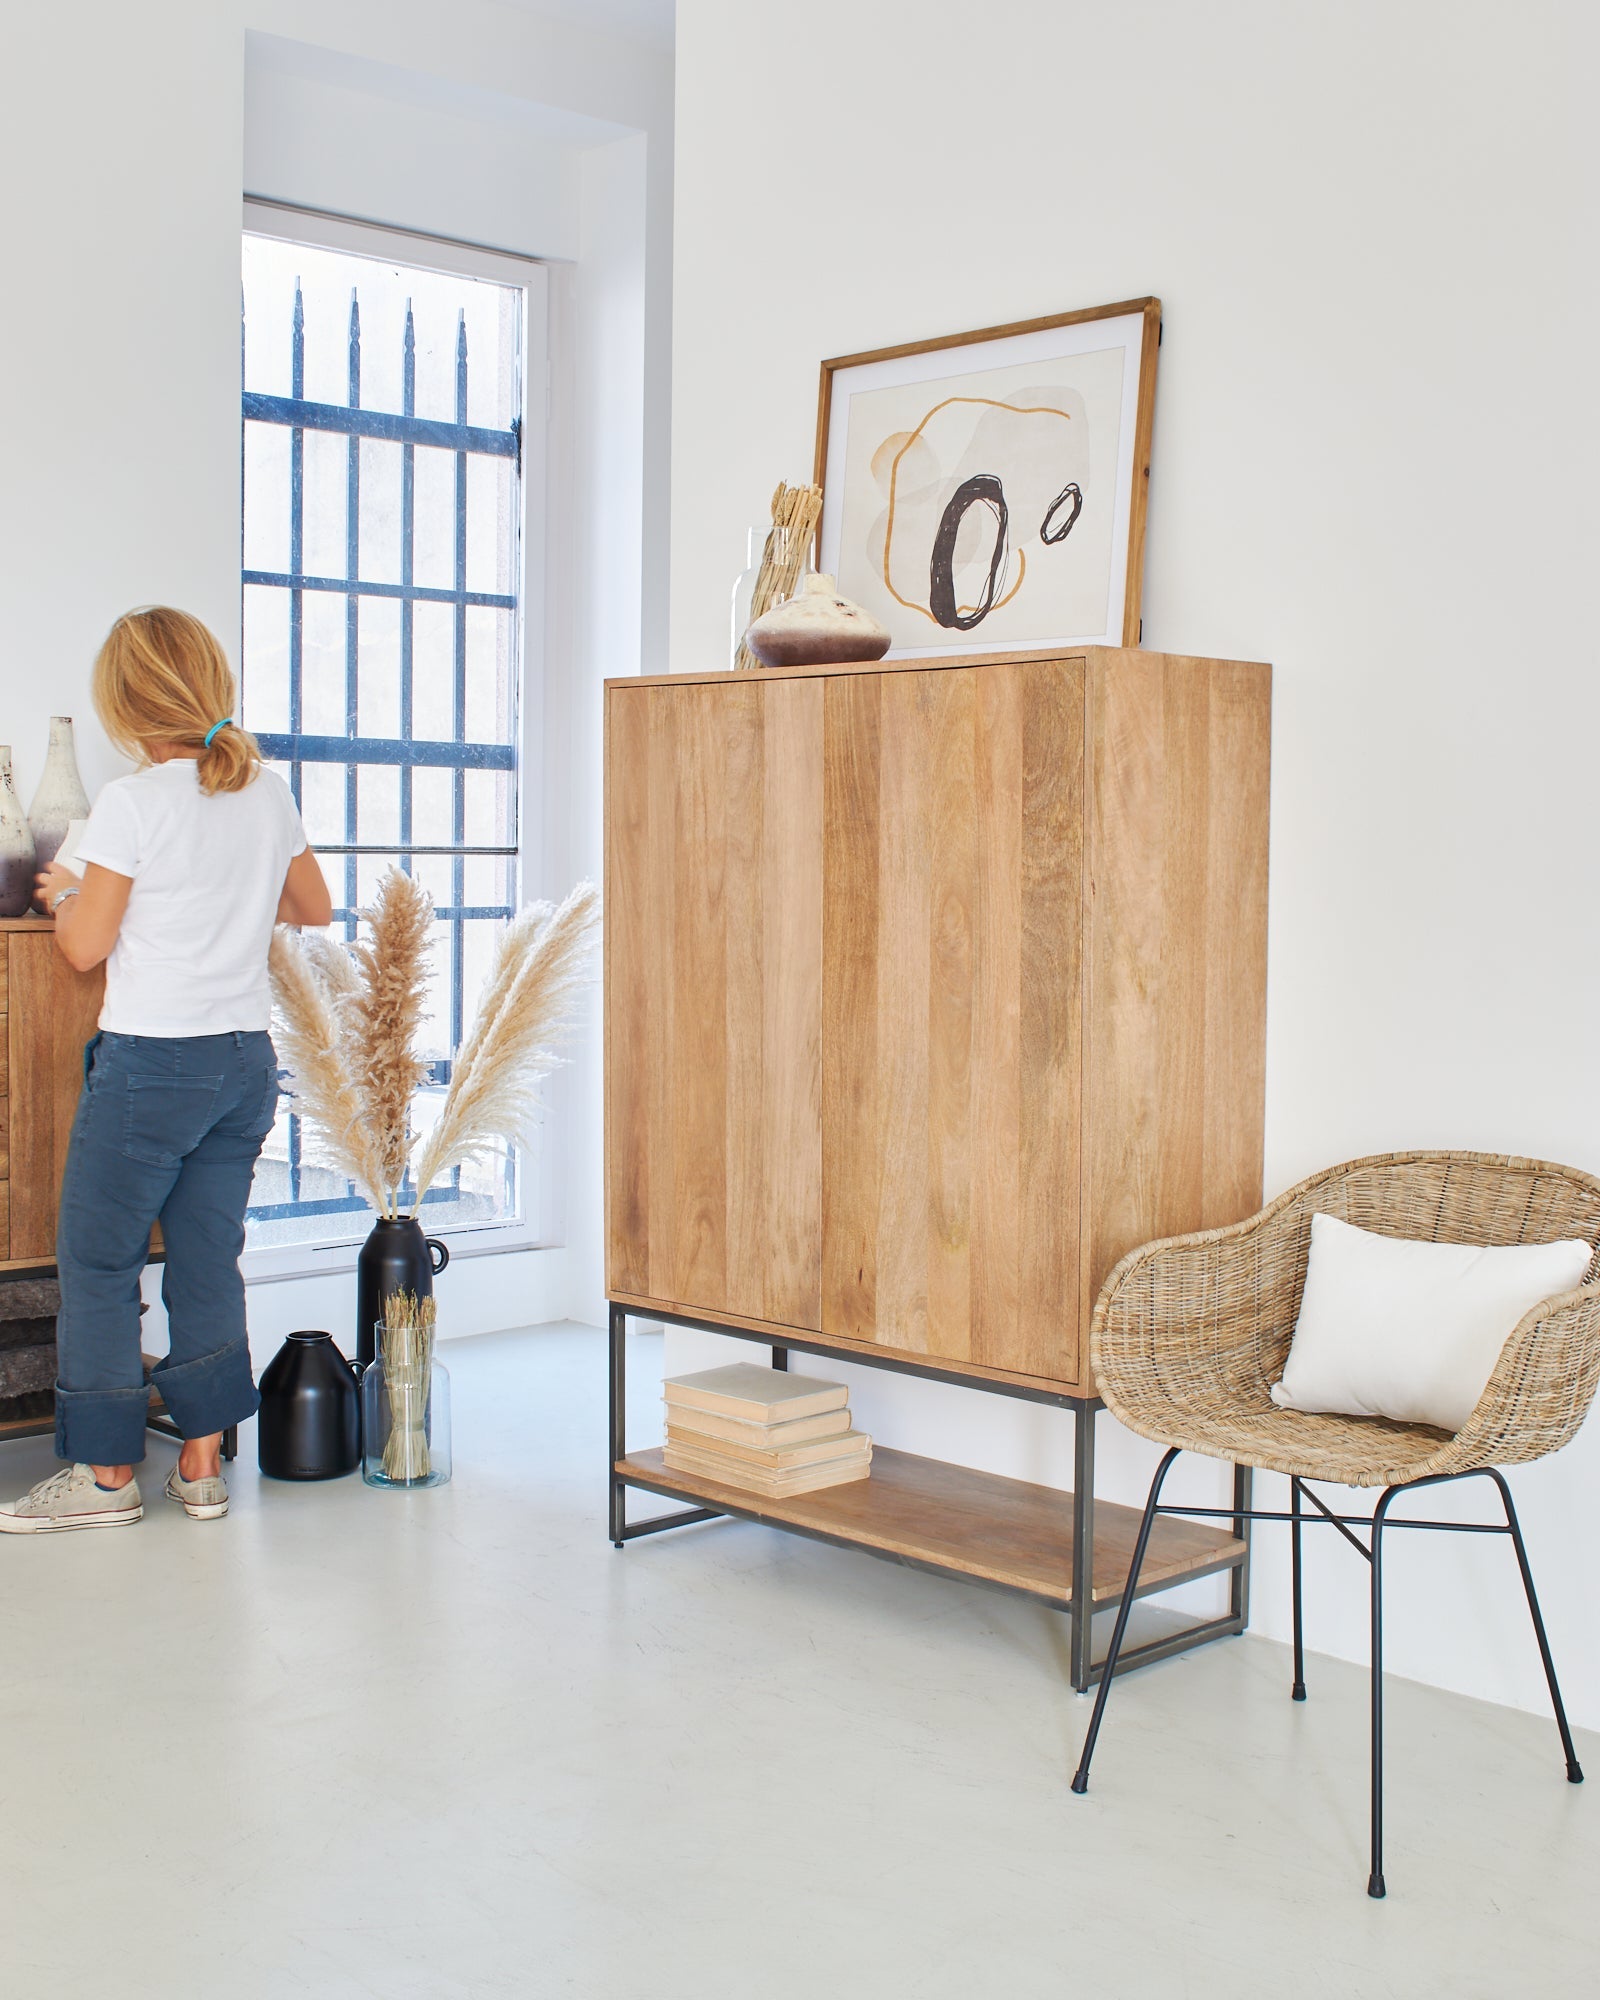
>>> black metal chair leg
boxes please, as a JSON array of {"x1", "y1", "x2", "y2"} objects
[
  {"x1": 1071, "y1": 1446, "x2": 1181, "y2": 1795},
  {"x1": 1368, "y1": 1487, "x2": 1399, "y2": 1899},
  {"x1": 221, "y1": 1425, "x2": 237, "y2": 1463},
  {"x1": 1290, "y1": 1475, "x2": 1307, "y2": 1701},
  {"x1": 1485, "y1": 1469, "x2": 1584, "y2": 1784}
]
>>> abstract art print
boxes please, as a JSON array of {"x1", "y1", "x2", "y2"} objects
[{"x1": 814, "y1": 299, "x2": 1160, "y2": 657}]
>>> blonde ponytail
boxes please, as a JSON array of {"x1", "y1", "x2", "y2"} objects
[
  {"x1": 196, "y1": 722, "x2": 258, "y2": 796},
  {"x1": 91, "y1": 607, "x2": 262, "y2": 796}
]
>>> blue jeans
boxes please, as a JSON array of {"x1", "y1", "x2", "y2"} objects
[{"x1": 54, "y1": 1031, "x2": 277, "y2": 1466}]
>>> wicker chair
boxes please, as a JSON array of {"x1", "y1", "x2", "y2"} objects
[{"x1": 1071, "y1": 1150, "x2": 1600, "y2": 1898}]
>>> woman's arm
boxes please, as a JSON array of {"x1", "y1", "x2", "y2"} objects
[
  {"x1": 278, "y1": 846, "x2": 334, "y2": 928},
  {"x1": 37, "y1": 861, "x2": 131, "y2": 972}
]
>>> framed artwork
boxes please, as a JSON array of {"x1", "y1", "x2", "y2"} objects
[{"x1": 814, "y1": 297, "x2": 1160, "y2": 658}]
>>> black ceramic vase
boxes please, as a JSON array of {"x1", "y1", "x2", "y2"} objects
[
  {"x1": 355, "y1": 1215, "x2": 449, "y2": 1371},
  {"x1": 258, "y1": 1330, "x2": 361, "y2": 1480}
]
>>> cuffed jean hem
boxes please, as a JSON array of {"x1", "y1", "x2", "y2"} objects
[
  {"x1": 55, "y1": 1339, "x2": 260, "y2": 1466},
  {"x1": 55, "y1": 1385, "x2": 158, "y2": 1468}
]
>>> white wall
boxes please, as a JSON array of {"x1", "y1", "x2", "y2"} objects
[
  {"x1": 667, "y1": 0, "x2": 1600, "y2": 1722},
  {"x1": 0, "y1": 0, "x2": 671, "y2": 1356}
]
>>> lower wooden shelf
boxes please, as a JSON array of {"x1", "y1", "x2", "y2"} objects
[
  {"x1": 0, "y1": 1407, "x2": 52, "y2": 1440},
  {"x1": 616, "y1": 1445, "x2": 1245, "y2": 1607}
]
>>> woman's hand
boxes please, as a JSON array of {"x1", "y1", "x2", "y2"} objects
[
  {"x1": 44, "y1": 862, "x2": 132, "y2": 971},
  {"x1": 35, "y1": 859, "x2": 82, "y2": 911}
]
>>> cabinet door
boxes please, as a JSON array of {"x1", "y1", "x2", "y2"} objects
[
  {"x1": 8, "y1": 932, "x2": 103, "y2": 1263},
  {"x1": 822, "y1": 660, "x2": 1084, "y2": 1381},
  {"x1": 606, "y1": 676, "x2": 825, "y2": 1327}
]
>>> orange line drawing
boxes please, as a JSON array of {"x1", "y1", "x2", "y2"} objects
[{"x1": 881, "y1": 396, "x2": 1073, "y2": 624}]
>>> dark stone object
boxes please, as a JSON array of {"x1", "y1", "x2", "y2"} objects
[
  {"x1": 0, "y1": 1342, "x2": 55, "y2": 1397},
  {"x1": 257, "y1": 1330, "x2": 362, "y2": 1481},
  {"x1": 0, "y1": 1277, "x2": 61, "y2": 1323},
  {"x1": 355, "y1": 1215, "x2": 449, "y2": 1371},
  {"x1": 0, "y1": 1315, "x2": 56, "y2": 1354}
]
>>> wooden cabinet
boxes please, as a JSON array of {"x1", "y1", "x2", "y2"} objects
[
  {"x1": 0, "y1": 918, "x2": 104, "y2": 1269},
  {"x1": 605, "y1": 646, "x2": 1269, "y2": 1400}
]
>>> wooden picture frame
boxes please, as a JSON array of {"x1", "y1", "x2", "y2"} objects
[{"x1": 813, "y1": 297, "x2": 1161, "y2": 657}]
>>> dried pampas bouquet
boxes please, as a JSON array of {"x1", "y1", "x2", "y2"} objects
[{"x1": 270, "y1": 871, "x2": 600, "y2": 1219}]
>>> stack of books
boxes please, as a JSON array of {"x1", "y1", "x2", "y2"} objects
[{"x1": 662, "y1": 1362, "x2": 872, "y2": 1497}]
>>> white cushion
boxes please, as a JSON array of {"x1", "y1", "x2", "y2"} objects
[{"x1": 1270, "y1": 1212, "x2": 1593, "y2": 1433}]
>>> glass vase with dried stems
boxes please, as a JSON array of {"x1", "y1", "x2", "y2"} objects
[
  {"x1": 270, "y1": 869, "x2": 600, "y2": 1366},
  {"x1": 362, "y1": 1291, "x2": 450, "y2": 1488}
]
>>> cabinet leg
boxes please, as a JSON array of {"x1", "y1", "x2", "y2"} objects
[
  {"x1": 771, "y1": 1346, "x2": 789, "y2": 1371},
  {"x1": 1070, "y1": 1400, "x2": 1098, "y2": 1692},
  {"x1": 609, "y1": 1305, "x2": 627, "y2": 1547}
]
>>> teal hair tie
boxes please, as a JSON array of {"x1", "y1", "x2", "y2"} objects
[{"x1": 204, "y1": 718, "x2": 232, "y2": 747}]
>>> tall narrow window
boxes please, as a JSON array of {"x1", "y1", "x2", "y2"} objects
[{"x1": 241, "y1": 217, "x2": 540, "y2": 1253}]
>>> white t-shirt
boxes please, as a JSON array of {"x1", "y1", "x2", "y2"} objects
[{"x1": 75, "y1": 760, "x2": 308, "y2": 1036}]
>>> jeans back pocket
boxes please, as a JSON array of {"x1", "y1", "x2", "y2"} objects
[{"x1": 123, "y1": 1076, "x2": 225, "y2": 1169}]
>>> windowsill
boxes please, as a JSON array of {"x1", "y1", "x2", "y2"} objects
[{"x1": 243, "y1": 1221, "x2": 558, "y2": 1286}]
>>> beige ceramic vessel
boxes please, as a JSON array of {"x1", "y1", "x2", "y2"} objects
[{"x1": 743, "y1": 572, "x2": 891, "y2": 668}]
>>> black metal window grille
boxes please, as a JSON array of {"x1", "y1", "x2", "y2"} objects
[{"x1": 241, "y1": 239, "x2": 525, "y2": 1237}]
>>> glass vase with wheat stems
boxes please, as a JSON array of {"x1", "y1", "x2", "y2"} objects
[{"x1": 361, "y1": 1293, "x2": 452, "y2": 1489}]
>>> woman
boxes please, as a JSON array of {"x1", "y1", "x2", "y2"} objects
[{"x1": 0, "y1": 607, "x2": 331, "y2": 1532}]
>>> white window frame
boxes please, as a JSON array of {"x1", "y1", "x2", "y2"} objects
[{"x1": 240, "y1": 198, "x2": 552, "y2": 1284}]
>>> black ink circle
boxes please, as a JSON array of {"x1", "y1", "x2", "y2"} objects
[
  {"x1": 929, "y1": 474, "x2": 1009, "y2": 631},
  {"x1": 1041, "y1": 482, "x2": 1083, "y2": 545}
]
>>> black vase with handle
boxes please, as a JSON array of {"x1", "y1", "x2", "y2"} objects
[
  {"x1": 258, "y1": 1330, "x2": 361, "y2": 1480},
  {"x1": 356, "y1": 1215, "x2": 449, "y2": 1371}
]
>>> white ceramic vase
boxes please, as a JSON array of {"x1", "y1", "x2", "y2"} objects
[
  {"x1": 0, "y1": 747, "x2": 37, "y2": 919},
  {"x1": 743, "y1": 572, "x2": 891, "y2": 668},
  {"x1": 27, "y1": 716, "x2": 91, "y2": 878}
]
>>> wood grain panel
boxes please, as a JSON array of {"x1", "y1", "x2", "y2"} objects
[
  {"x1": 821, "y1": 675, "x2": 881, "y2": 1340},
  {"x1": 604, "y1": 686, "x2": 654, "y2": 1297},
  {"x1": 926, "y1": 668, "x2": 975, "y2": 1356},
  {"x1": 0, "y1": 1181, "x2": 9, "y2": 1260},
  {"x1": 968, "y1": 666, "x2": 1023, "y2": 1369},
  {"x1": 605, "y1": 680, "x2": 825, "y2": 1327},
  {"x1": 8, "y1": 932, "x2": 102, "y2": 1262},
  {"x1": 1016, "y1": 661, "x2": 1084, "y2": 1381},
  {"x1": 722, "y1": 680, "x2": 766, "y2": 1315},
  {"x1": 0, "y1": 1095, "x2": 9, "y2": 1179},
  {"x1": 1203, "y1": 662, "x2": 1271, "y2": 1223},
  {"x1": 1080, "y1": 652, "x2": 1271, "y2": 1350},
  {"x1": 822, "y1": 661, "x2": 1085, "y2": 1378},
  {"x1": 618, "y1": 1445, "x2": 1244, "y2": 1604},
  {"x1": 758, "y1": 679, "x2": 824, "y2": 1325},
  {"x1": 724, "y1": 679, "x2": 825, "y2": 1325},
  {"x1": 670, "y1": 686, "x2": 729, "y2": 1306},
  {"x1": 871, "y1": 670, "x2": 933, "y2": 1352}
]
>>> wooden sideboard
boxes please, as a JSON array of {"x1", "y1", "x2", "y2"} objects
[
  {"x1": 604, "y1": 644, "x2": 1270, "y2": 1688},
  {"x1": 0, "y1": 917, "x2": 103, "y2": 1442},
  {"x1": 0, "y1": 917, "x2": 103, "y2": 1271}
]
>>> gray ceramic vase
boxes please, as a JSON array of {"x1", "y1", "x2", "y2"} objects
[
  {"x1": 0, "y1": 748, "x2": 37, "y2": 919},
  {"x1": 27, "y1": 716, "x2": 90, "y2": 881},
  {"x1": 743, "y1": 572, "x2": 891, "y2": 667}
]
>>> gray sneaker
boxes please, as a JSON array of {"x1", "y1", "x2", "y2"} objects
[
  {"x1": 165, "y1": 1466, "x2": 229, "y2": 1520},
  {"x1": 0, "y1": 1463, "x2": 143, "y2": 1534}
]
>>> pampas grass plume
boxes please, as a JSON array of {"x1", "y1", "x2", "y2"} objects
[
  {"x1": 412, "y1": 881, "x2": 599, "y2": 1204},
  {"x1": 267, "y1": 928, "x2": 388, "y2": 1212},
  {"x1": 349, "y1": 869, "x2": 434, "y2": 1212},
  {"x1": 271, "y1": 870, "x2": 597, "y2": 1223}
]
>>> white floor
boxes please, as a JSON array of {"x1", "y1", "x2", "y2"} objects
[{"x1": 3, "y1": 1323, "x2": 1595, "y2": 1998}]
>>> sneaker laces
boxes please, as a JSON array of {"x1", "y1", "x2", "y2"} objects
[{"x1": 27, "y1": 1466, "x2": 85, "y2": 1505}]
